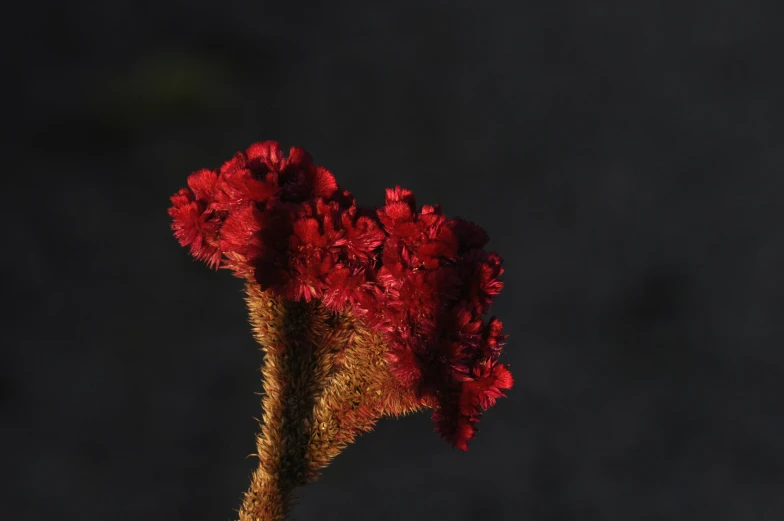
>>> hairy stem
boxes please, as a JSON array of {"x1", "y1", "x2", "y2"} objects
[
  {"x1": 303, "y1": 315, "x2": 432, "y2": 483},
  {"x1": 237, "y1": 286, "x2": 336, "y2": 521},
  {"x1": 237, "y1": 284, "x2": 433, "y2": 520}
]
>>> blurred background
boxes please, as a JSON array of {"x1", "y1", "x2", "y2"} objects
[{"x1": 6, "y1": 1, "x2": 783, "y2": 520}]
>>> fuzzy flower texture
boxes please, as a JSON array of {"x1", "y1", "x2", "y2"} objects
[{"x1": 169, "y1": 141, "x2": 512, "y2": 519}]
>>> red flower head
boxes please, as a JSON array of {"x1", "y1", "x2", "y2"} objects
[
  {"x1": 372, "y1": 187, "x2": 513, "y2": 450},
  {"x1": 168, "y1": 141, "x2": 390, "y2": 311},
  {"x1": 168, "y1": 169, "x2": 222, "y2": 268},
  {"x1": 169, "y1": 142, "x2": 512, "y2": 451}
]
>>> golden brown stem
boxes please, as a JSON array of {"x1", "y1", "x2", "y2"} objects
[
  {"x1": 238, "y1": 286, "x2": 335, "y2": 521},
  {"x1": 302, "y1": 314, "x2": 432, "y2": 483},
  {"x1": 237, "y1": 284, "x2": 433, "y2": 520}
]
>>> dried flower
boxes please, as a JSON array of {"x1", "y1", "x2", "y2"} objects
[{"x1": 169, "y1": 141, "x2": 513, "y2": 520}]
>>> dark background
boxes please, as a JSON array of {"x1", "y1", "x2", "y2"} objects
[{"x1": 6, "y1": 1, "x2": 783, "y2": 520}]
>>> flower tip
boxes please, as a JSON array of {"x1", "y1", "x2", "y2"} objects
[
  {"x1": 310, "y1": 166, "x2": 339, "y2": 198},
  {"x1": 384, "y1": 185, "x2": 416, "y2": 207},
  {"x1": 286, "y1": 146, "x2": 313, "y2": 166},
  {"x1": 494, "y1": 364, "x2": 514, "y2": 390},
  {"x1": 245, "y1": 140, "x2": 283, "y2": 162},
  {"x1": 186, "y1": 168, "x2": 219, "y2": 201}
]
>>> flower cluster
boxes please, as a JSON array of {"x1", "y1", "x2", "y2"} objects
[
  {"x1": 373, "y1": 188, "x2": 513, "y2": 450},
  {"x1": 169, "y1": 142, "x2": 384, "y2": 302},
  {"x1": 169, "y1": 141, "x2": 513, "y2": 450}
]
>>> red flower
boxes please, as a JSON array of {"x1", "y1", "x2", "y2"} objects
[
  {"x1": 169, "y1": 141, "x2": 513, "y2": 451},
  {"x1": 370, "y1": 186, "x2": 512, "y2": 450},
  {"x1": 167, "y1": 168, "x2": 223, "y2": 269},
  {"x1": 432, "y1": 360, "x2": 513, "y2": 451}
]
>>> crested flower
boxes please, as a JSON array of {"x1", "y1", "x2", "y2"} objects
[
  {"x1": 168, "y1": 168, "x2": 223, "y2": 268},
  {"x1": 370, "y1": 186, "x2": 512, "y2": 450},
  {"x1": 168, "y1": 141, "x2": 513, "y2": 521},
  {"x1": 168, "y1": 141, "x2": 385, "y2": 310}
]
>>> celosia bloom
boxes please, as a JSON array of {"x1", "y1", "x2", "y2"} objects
[{"x1": 169, "y1": 141, "x2": 512, "y2": 520}]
